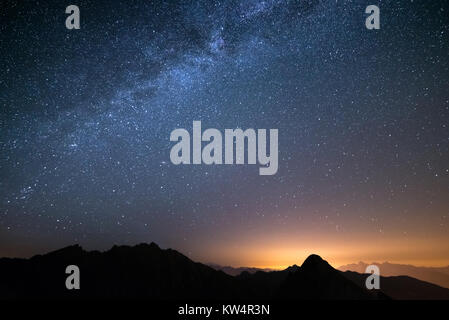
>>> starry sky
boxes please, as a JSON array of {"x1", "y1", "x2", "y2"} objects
[{"x1": 1, "y1": 0, "x2": 448, "y2": 268}]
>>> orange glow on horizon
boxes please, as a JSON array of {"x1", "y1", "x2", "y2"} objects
[{"x1": 190, "y1": 227, "x2": 449, "y2": 269}]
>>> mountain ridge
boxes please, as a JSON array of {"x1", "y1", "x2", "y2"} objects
[{"x1": 0, "y1": 243, "x2": 448, "y2": 300}]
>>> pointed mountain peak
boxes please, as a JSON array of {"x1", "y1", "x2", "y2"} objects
[
  {"x1": 301, "y1": 254, "x2": 333, "y2": 271},
  {"x1": 302, "y1": 254, "x2": 323, "y2": 265}
]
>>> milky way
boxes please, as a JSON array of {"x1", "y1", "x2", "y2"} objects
[{"x1": 1, "y1": 0, "x2": 448, "y2": 266}]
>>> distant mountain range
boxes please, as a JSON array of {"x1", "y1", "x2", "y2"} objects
[
  {"x1": 1, "y1": 243, "x2": 448, "y2": 300},
  {"x1": 339, "y1": 261, "x2": 449, "y2": 289},
  {"x1": 208, "y1": 263, "x2": 274, "y2": 276}
]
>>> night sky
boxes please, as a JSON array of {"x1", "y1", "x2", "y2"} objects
[{"x1": 1, "y1": 0, "x2": 448, "y2": 268}]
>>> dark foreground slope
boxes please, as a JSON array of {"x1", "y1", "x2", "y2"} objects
[
  {"x1": 342, "y1": 271, "x2": 449, "y2": 300},
  {"x1": 0, "y1": 243, "x2": 446, "y2": 300}
]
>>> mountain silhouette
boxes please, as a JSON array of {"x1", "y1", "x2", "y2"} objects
[
  {"x1": 0, "y1": 243, "x2": 241, "y2": 299},
  {"x1": 0, "y1": 243, "x2": 447, "y2": 300},
  {"x1": 278, "y1": 254, "x2": 388, "y2": 300}
]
